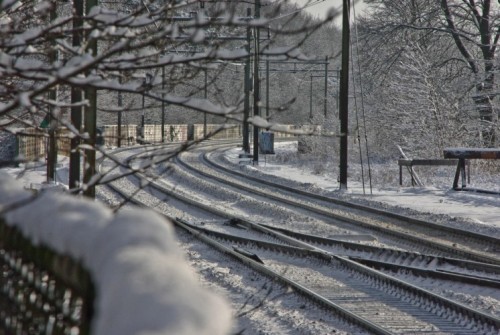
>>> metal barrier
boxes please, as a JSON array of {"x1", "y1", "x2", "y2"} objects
[{"x1": 0, "y1": 219, "x2": 94, "y2": 335}]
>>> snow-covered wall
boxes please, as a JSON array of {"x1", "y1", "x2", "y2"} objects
[{"x1": 0, "y1": 173, "x2": 233, "y2": 335}]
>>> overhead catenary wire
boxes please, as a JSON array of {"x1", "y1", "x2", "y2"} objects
[{"x1": 349, "y1": 27, "x2": 366, "y2": 195}]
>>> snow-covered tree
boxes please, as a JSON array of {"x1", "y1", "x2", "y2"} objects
[
  {"x1": 359, "y1": 0, "x2": 499, "y2": 155},
  {"x1": 0, "y1": 0, "x2": 337, "y2": 194}
]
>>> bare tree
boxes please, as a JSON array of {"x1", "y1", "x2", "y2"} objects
[
  {"x1": 359, "y1": 0, "x2": 499, "y2": 152},
  {"x1": 440, "y1": 0, "x2": 499, "y2": 146},
  {"x1": 0, "y1": 0, "x2": 334, "y2": 194}
]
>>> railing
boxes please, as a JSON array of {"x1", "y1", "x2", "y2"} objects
[{"x1": 0, "y1": 219, "x2": 94, "y2": 335}]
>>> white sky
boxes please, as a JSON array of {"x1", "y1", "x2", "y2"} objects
[{"x1": 291, "y1": 0, "x2": 369, "y2": 23}]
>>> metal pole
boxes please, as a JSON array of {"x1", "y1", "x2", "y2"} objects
[
  {"x1": 266, "y1": 59, "x2": 269, "y2": 119},
  {"x1": 141, "y1": 78, "x2": 145, "y2": 143},
  {"x1": 118, "y1": 93, "x2": 122, "y2": 147},
  {"x1": 337, "y1": 68, "x2": 340, "y2": 116},
  {"x1": 309, "y1": 75, "x2": 313, "y2": 120},
  {"x1": 162, "y1": 66, "x2": 165, "y2": 143},
  {"x1": 339, "y1": 0, "x2": 350, "y2": 190},
  {"x1": 324, "y1": 55, "x2": 328, "y2": 117},
  {"x1": 252, "y1": 0, "x2": 261, "y2": 164},
  {"x1": 204, "y1": 68, "x2": 207, "y2": 137},
  {"x1": 117, "y1": 72, "x2": 122, "y2": 148},
  {"x1": 242, "y1": 8, "x2": 251, "y2": 153},
  {"x1": 142, "y1": 94, "x2": 145, "y2": 129}
]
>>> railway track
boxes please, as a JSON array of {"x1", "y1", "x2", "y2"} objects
[
  {"x1": 171, "y1": 146, "x2": 500, "y2": 266},
  {"x1": 178, "y1": 218, "x2": 500, "y2": 335},
  {"x1": 97, "y1": 143, "x2": 500, "y2": 334}
]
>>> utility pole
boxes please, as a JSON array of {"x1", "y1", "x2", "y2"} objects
[
  {"x1": 83, "y1": 0, "x2": 98, "y2": 198},
  {"x1": 117, "y1": 80, "x2": 122, "y2": 147},
  {"x1": 204, "y1": 68, "x2": 208, "y2": 137},
  {"x1": 242, "y1": 8, "x2": 251, "y2": 153},
  {"x1": 252, "y1": 0, "x2": 261, "y2": 164},
  {"x1": 309, "y1": 72, "x2": 337, "y2": 121},
  {"x1": 266, "y1": 26, "x2": 270, "y2": 119},
  {"x1": 266, "y1": 59, "x2": 269, "y2": 119},
  {"x1": 339, "y1": 0, "x2": 350, "y2": 190},
  {"x1": 161, "y1": 66, "x2": 165, "y2": 143},
  {"x1": 309, "y1": 75, "x2": 313, "y2": 120},
  {"x1": 324, "y1": 56, "x2": 328, "y2": 117}
]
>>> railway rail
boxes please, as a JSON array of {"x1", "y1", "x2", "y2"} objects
[
  {"x1": 172, "y1": 146, "x2": 500, "y2": 265},
  {"x1": 97, "y1": 142, "x2": 500, "y2": 334},
  {"x1": 103, "y1": 176, "x2": 500, "y2": 335}
]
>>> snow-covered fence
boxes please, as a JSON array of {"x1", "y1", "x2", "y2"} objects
[
  {"x1": 193, "y1": 124, "x2": 241, "y2": 140},
  {"x1": 15, "y1": 128, "x2": 46, "y2": 162},
  {"x1": 0, "y1": 218, "x2": 94, "y2": 334},
  {"x1": 104, "y1": 123, "x2": 301, "y2": 145},
  {"x1": 140, "y1": 124, "x2": 190, "y2": 143},
  {"x1": 191, "y1": 124, "x2": 305, "y2": 141},
  {"x1": 100, "y1": 125, "x2": 138, "y2": 147},
  {"x1": 15, "y1": 128, "x2": 71, "y2": 162},
  {"x1": 13, "y1": 124, "x2": 304, "y2": 160},
  {"x1": 0, "y1": 174, "x2": 232, "y2": 335}
]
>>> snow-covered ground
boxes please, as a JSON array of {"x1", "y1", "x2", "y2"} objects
[
  {"x1": 1, "y1": 141, "x2": 499, "y2": 335},
  {"x1": 236, "y1": 141, "x2": 500, "y2": 233},
  {"x1": 6, "y1": 142, "x2": 499, "y2": 232}
]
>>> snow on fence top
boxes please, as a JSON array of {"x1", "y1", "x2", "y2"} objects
[{"x1": 0, "y1": 172, "x2": 232, "y2": 335}]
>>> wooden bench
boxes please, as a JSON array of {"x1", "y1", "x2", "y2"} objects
[
  {"x1": 443, "y1": 148, "x2": 500, "y2": 191},
  {"x1": 398, "y1": 159, "x2": 467, "y2": 186}
]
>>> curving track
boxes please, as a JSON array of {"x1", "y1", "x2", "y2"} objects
[{"x1": 97, "y1": 141, "x2": 500, "y2": 335}]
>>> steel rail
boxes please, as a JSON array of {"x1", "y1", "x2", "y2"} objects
[
  {"x1": 180, "y1": 219, "x2": 500, "y2": 288},
  {"x1": 173, "y1": 149, "x2": 500, "y2": 265},
  {"x1": 177, "y1": 218, "x2": 500, "y2": 334},
  {"x1": 99, "y1": 144, "x2": 500, "y2": 334},
  {"x1": 102, "y1": 181, "x2": 392, "y2": 335},
  {"x1": 206, "y1": 149, "x2": 500, "y2": 245}
]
